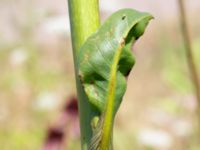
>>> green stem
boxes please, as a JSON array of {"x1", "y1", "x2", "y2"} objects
[
  {"x1": 68, "y1": 0, "x2": 100, "y2": 149},
  {"x1": 177, "y1": 0, "x2": 200, "y2": 124}
]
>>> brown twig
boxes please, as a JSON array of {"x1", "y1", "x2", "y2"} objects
[{"x1": 177, "y1": 0, "x2": 200, "y2": 123}]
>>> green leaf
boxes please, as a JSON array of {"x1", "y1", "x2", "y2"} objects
[{"x1": 78, "y1": 9, "x2": 153, "y2": 150}]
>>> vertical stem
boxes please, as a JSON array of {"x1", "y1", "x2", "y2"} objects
[
  {"x1": 177, "y1": 0, "x2": 200, "y2": 123},
  {"x1": 68, "y1": 0, "x2": 100, "y2": 149}
]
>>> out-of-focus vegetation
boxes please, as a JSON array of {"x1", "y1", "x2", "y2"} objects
[{"x1": 0, "y1": 0, "x2": 200, "y2": 150}]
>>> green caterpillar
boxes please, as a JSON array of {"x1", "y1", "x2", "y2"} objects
[{"x1": 78, "y1": 9, "x2": 153, "y2": 150}]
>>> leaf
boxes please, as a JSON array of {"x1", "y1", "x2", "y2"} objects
[{"x1": 78, "y1": 9, "x2": 153, "y2": 149}]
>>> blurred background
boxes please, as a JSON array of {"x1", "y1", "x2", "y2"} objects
[{"x1": 0, "y1": 0, "x2": 200, "y2": 149}]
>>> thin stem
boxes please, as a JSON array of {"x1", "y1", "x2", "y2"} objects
[
  {"x1": 68, "y1": 0, "x2": 100, "y2": 149},
  {"x1": 177, "y1": 0, "x2": 200, "y2": 122}
]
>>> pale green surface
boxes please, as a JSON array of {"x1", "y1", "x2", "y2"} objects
[{"x1": 68, "y1": 0, "x2": 100, "y2": 149}]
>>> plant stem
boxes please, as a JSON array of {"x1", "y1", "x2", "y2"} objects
[
  {"x1": 68, "y1": 0, "x2": 100, "y2": 149},
  {"x1": 177, "y1": 0, "x2": 200, "y2": 122}
]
